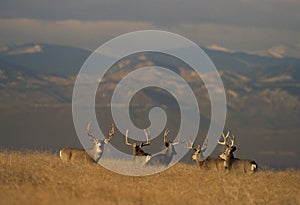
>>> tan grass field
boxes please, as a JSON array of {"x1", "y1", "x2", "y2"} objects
[{"x1": 0, "y1": 151, "x2": 299, "y2": 205}]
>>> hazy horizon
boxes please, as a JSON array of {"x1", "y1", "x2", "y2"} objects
[{"x1": 0, "y1": 0, "x2": 300, "y2": 58}]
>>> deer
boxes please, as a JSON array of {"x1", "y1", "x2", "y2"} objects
[
  {"x1": 125, "y1": 129, "x2": 151, "y2": 163},
  {"x1": 218, "y1": 131, "x2": 257, "y2": 173},
  {"x1": 187, "y1": 139, "x2": 226, "y2": 171},
  {"x1": 217, "y1": 131, "x2": 236, "y2": 169},
  {"x1": 59, "y1": 123, "x2": 115, "y2": 163},
  {"x1": 146, "y1": 128, "x2": 183, "y2": 166}
]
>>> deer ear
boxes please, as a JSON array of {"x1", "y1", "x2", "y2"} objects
[{"x1": 219, "y1": 153, "x2": 226, "y2": 160}]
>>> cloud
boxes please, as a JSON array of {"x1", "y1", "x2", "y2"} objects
[
  {"x1": 1, "y1": 0, "x2": 300, "y2": 31},
  {"x1": 0, "y1": 18, "x2": 156, "y2": 50},
  {"x1": 1, "y1": 1, "x2": 300, "y2": 58},
  {"x1": 0, "y1": 18, "x2": 300, "y2": 58}
]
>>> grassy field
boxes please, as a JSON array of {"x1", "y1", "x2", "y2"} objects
[{"x1": 0, "y1": 151, "x2": 299, "y2": 205}]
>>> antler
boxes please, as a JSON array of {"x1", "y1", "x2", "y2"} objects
[
  {"x1": 87, "y1": 121, "x2": 92, "y2": 136},
  {"x1": 163, "y1": 128, "x2": 184, "y2": 145},
  {"x1": 229, "y1": 134, "x2": 235, "y2": 147},
  {"x1": 104, "y1": 123, "x2": 115, "y2": 143},
  {"x1": 187, "y1": 139, "x2": 196, "y2": 150},
  {"x1": 143, "y1": 129, "x2": 150, "y2": 145},
  {"x1": 125, "y1": 129, "x2": 133, "y2": 146},
  {"x1": 172, "y1": 135, "x2": 184, "y2": 145},
  {"x1": 218, "y1": 131, "x2": 230, "y2": 146},
  {"x1": 163, "y1": 128, "x2": 170, "y2": 144},
  {"x1": 87, "y1": 122, "x2": 114, "y2": 144},
  {"x1": 187, "y1": 140, "x2": 201, "y2": 151},
  {"x1": 218, "y1": 131, "x2": 235, "y2": 147},
  {"x1": 86, "y1": 122, "x2": 99, "y2": 143}
]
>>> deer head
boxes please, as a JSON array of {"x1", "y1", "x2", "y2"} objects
[
  {"x1": 187, "y1": 138, "x2": 207, "y2": 163},
  {"x1": 218, "y1": 131, "x2": 236, "y2": 159},
  {"x1": 218, "y1": 131, "x2": 236, "y2": 169},
  {"x1": 163, "y1": 128, "x2": 184, "y2": 156}
]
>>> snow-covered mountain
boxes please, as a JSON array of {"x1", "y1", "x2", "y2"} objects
[{"x1": 206, "y1": 44, "x2": 300, "y2": 59}]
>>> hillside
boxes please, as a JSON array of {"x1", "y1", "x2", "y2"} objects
[{"x1": 0, "y1": 151, "x2": 299, "y2": 205}]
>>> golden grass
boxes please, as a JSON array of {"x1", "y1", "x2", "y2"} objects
[{"x1": 0, "y1": 151, "x2": 299, "y2": 205}]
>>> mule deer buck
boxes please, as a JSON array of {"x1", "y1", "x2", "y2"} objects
[
  {"x1": 125, "y1": 129, "x2": 151, "y2": 163},
  {"x1": 187, "y1": 140, "x2": 225, "y2": 171},
  {"x1": 218, "y1": 131, "x2": 257, "y2": 172},
  {"x1": 146, "y1": 128, "x2": 183, "y2": 166},
  {"x1": 59, "y1": 123, "x2": 115, "y2": 163}
]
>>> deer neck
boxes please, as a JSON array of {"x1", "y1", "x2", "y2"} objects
[
  {"x1": 166, "y1": 145, "x2": 176, "y2": 157},
  {"x1": 192, "y1": 152, "x2": 201, "y2": 166}
]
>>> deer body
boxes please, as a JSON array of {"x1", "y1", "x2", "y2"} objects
[
  {"x1": 59, "y1": 148, "x2": 95, "y2": 163},
  {"x1": 198, "y1": 157, "x2": 227, "y2": 171},
  {"x1": 227, "y1": 158, "x2": 257, "y2": 173}
]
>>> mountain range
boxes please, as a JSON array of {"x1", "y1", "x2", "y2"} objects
[{"x1": 0, "y1": 43, "x2": 299, "y2": 169}]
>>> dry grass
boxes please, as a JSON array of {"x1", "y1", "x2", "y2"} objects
[{"x1": 0, "y1": 151, "x2": 299, "y2": 205}]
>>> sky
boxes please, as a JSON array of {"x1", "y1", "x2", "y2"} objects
[{"x1": 0, "y1": 0, "x2": 300, "y2": 58}]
